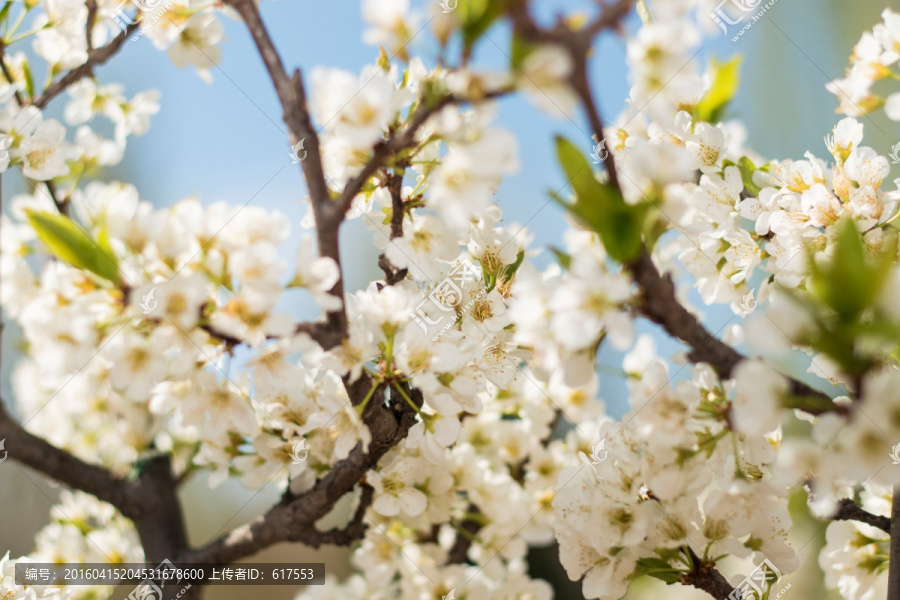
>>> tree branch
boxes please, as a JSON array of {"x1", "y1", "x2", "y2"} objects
[
  {"x1": 509, "y1": 2, "x2": 838, "y2": 416},
  {"x1": 130, "y1": 455, "x2": 190, "y2": 563},
  {"x1": 225, "y1": 0, "x2": 347, "y2": 341},
  {"x1": 683, "y1": 548, "x2": 736, "y2": 600},
  {"x1": 378, "y1": 169, "x2": 409, "y2": 284},
  {"x1": 333, "y1": 88, "x2": 511, "y2": 221},
  {"x1": 298, "y1": 483, "x2": 374, "y2": 549},
  {"x1": 831, "y1": 497, "x2": 891, "y2": 534},
  {"x1": 0, "y1": 401, "x2": 190, "y2": 569},
  {"x1": 627, "y1": 252, "x2": 839, "y2": 413},
  {"x1": 180, "y1": 385, "x2": 422, "y2": 566},
  {"x1": 31, "y1": 21, "x2": 140, "y2": 110},
  {"x1": 0, "y1": 46, "x2": 24, "y2": 107},
  {"x1": 887, "y1": 485, "x2": 900, "y2": 599},
  {"x1": 85, "y1": 0, "x2": 98, "y2": 51},
  {"x1": 0, "y1": 401, "x2": 140, "y2": 516},
  {"x1": 446, "y1": 503, "x2": 481, "y2": 564}
]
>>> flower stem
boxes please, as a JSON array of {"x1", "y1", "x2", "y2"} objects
[
  {"x1": 392, "y1": 382, "x2": 423, "y2": 419},
  {"x1": 355, "y1": 380, "x2": 381, "y2": 415}
]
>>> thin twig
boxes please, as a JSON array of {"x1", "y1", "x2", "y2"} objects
[
  {"x1": 31, "y1": 21, "x2": 141, "y2": 109},
  {"x1": 85, "y1": 0, "x2": 98, "y2": 51},
  {"x1": 0, "y1": 47, "x2": 24, "y2": 107},
  {"x1": 831, "y1": 497, "x2": 891, "y2": 534}
]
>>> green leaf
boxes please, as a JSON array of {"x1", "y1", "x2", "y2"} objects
[
  {"x1": 458, "y1": 0, "x2": 507, "y2": 60},
  {"x1": 510, "y1": 33, "x2": 535, "y2": 69},
  {"x1": 21, "y1": 58, "x2": 33, "y2": 98},
  {"x1": 555, "y1": 135, "x2": 602, "y2": 203},
  {"x1": 501, "y1": 249, "x2": 526, "y2": 280},
  {"x1": 782, "y1": 394, "x2": 841, "y2": 414},
  {"x1": 808, "y1": 218, "x2": 891, "y2": 322},
  {"x1": 26, "y1": 210, "x2": 121, "y2": 285},
  {"x1": 634, "y1": 557, "x2": 683, "y2": 584},
  {"x1": 736, "y1": 156, "x2": 762, "y2": 197},
  {"x1": 0, "y1": 2, "x2": 13, "y2": 29},
  {"x1": 552, "y1": 136, "x2": 645, "y2": 263},
  {"x1": 694, "y1": 57, "x2": 742, "y2": 123},
  {"x1": 549, "y1": 246, "x2": 572, "y2": 270},
  {"x1": 636, "y1": 558, "x2": 673, "y2": 570}
]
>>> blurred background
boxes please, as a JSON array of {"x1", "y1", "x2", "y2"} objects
[{"x1": 2, "y1": 0, "x2": 899, "y2": 597}]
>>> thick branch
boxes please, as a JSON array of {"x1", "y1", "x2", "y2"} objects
[
  {"x1": 180, "y1": 385, "x2": 422, "y2": 566},
  {"x1": 0, "y1": 400, "x2": 139, "y2": 517},
  {"x1": 627, "y1": 252, "x2": 839, "y2": 412},
  {"x1": 888, "y1": 486, "x2": 900, "y2": 598},
  {"x1": 225, "y1": 0, "x2": 345, "y2": 339},
  {"x1": 831, "y1": 497, "x2": 891, "y2": 534},
  {"x1": 0, "y1": 401, "x2": 189, "y2": 568},
  {"x1": 298, "y1": 484, "x2": 374, "y2": 549},
  {"x1": 130, "y1": 455, "x2": 189, "y2": 562}
]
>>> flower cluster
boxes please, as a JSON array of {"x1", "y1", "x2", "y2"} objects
[
  {"x1": 0, "y1": 491, "x2": 142, "y2": 600},
  {"x1": 551, "y1": 352, "x2": 798, "y2": 599},
  {"x1": 3, "y1": 1, "x2": 900, "y2": 600},
  {"x1": 828, "y1": 9, "x2": 900, "y2": 121}
]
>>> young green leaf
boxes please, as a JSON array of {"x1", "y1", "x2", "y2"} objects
[
  {"x1": 0, "y1": 2, "x2": 13, "y2": 30},
  {"x1": 552, "y1": 136, "x2": 645, "y2": 263},
  {"x1": 21, "y1": 59, "x2": 34, "y2": 98},
  {"x1": 694, "y1": 57, "x2": 742, "y2": 124},
  {"x1": 458, "y1": 0, "x2": 507, "y2": 60},
  {"x1": 634, "y1": 557, "x2": 683, "y2": 584},
  {"x1": 510, "y1": 33, "x2": 536, "y2": 70},
  {"x1": 808, "y1": 218, "x2": 892, "y2": 322},
  {"x1": 549, "y1": 246, "x2": 572, "y2": 270},
  {"x1": 26, "y1": 210, "x2": 121, "y2": 285},
  {"x1": 737, "y1": 156, "x2": 762, "y2": 197}
]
